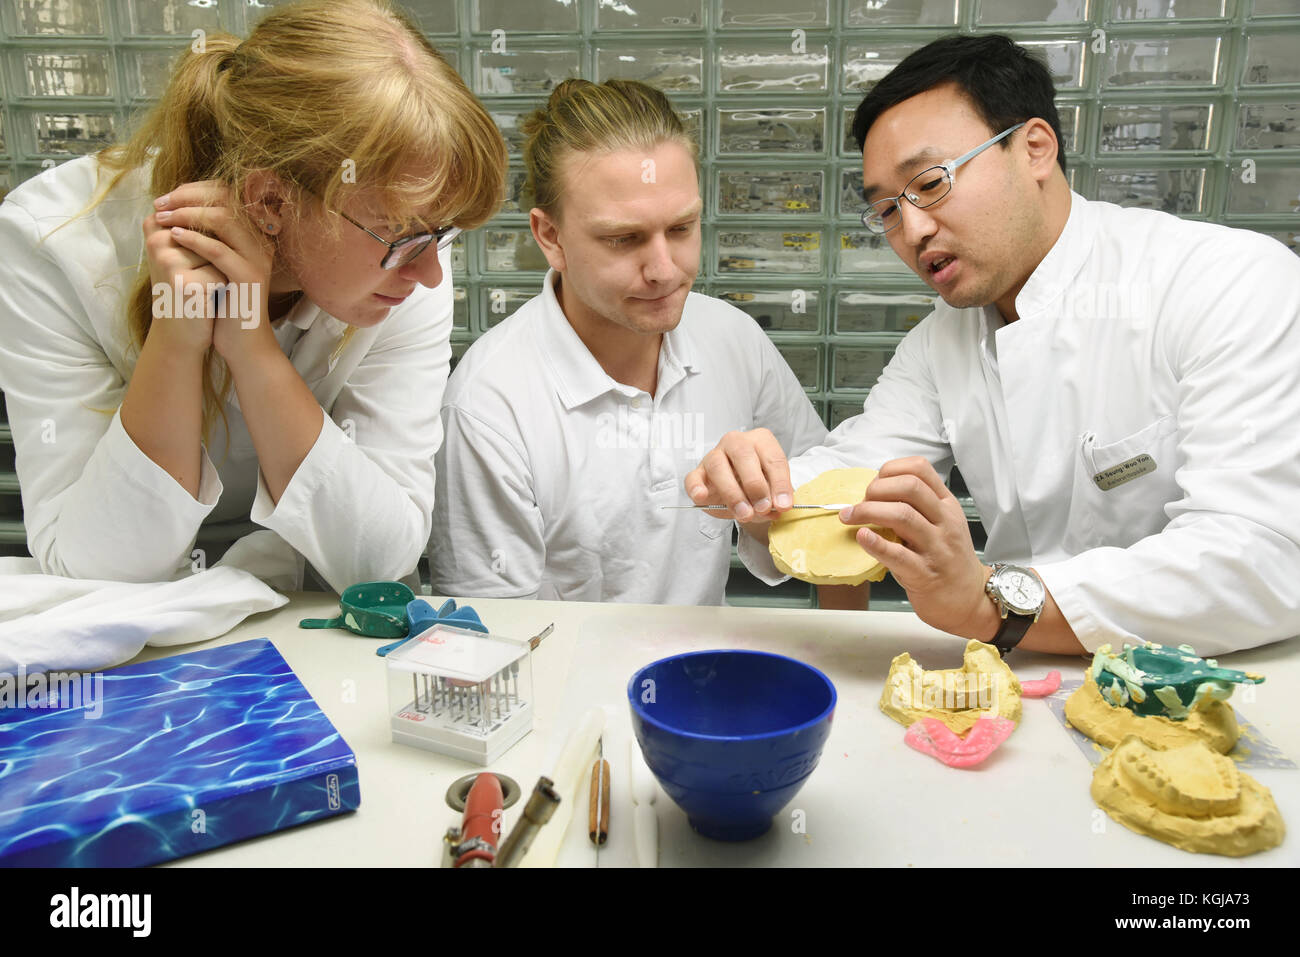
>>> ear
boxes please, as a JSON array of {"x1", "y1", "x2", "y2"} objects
[
  {"x1": 242, "y1": 169, "x2": 290, "y2": 235},
  {"x1": 1021, "y1": 118, "x2": 1061, "y2": 185},
  {"x1": 530, "y1": 206, "x2": 567, "y2": 273}
]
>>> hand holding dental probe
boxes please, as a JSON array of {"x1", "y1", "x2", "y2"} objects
[
  {"x1": 683, "y1": 427, "x2": 796, "y2": 536},
  {"x1": 683, "y1": 430, "x2": 872, "y2": 610}
]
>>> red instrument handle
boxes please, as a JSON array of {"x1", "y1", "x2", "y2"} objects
[{"x1": 455, "y1": 773, "x2": 505, "y2": 867}]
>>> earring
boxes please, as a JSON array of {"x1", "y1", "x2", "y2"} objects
[{"x1": 263, "y1": 222, "x2": 278, "y2": 235}]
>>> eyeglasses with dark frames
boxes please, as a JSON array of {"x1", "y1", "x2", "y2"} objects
[{"x1": 331, "y1": 207, "x2": 461, "y2": 270}]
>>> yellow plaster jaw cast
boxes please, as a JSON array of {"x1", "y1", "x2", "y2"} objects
[
  {"x1": 768, "y1": 468, "x2": 899, "y2": 586},
  {"x1": 880, "y1": 640, "x2": 1023, "y2": 736},
  {"x1": 1092, "y1": 736, "x2": 1284, "y2": 857},
  {"x1": 1064, "y1": 642, "x2": 1253, "y2": 754},
  {"x1": 1065, "y1": 672, "x2": 1240, "y2": 753}
]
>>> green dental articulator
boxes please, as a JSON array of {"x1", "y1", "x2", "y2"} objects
[{"x1": 1091, "y1": 642, "x2": 1264, "y2": 720}]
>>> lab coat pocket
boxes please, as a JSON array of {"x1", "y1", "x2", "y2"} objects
[
  {"x1": 1066, "y1": 415, "x2": 1181, "y2": 552},
  {"x1": 1083, "y1": 414, "x2": 1177, "y2": 480},
  {"x1": 698, "y1": 511, "x2": 728, "y2": 541}
]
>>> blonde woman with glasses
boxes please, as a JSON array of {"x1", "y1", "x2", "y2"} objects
[{"x1": 0, "y1": 0, "x2": 505, "y2": 591}]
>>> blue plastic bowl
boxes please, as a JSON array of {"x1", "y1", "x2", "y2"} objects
[{"x1": 627, "y1": 650, "x2": 836, "y2": 841}]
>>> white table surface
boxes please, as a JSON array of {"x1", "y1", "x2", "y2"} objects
[{"x1": 130, "y1": 595, "x2": 1300, "y2": 867}]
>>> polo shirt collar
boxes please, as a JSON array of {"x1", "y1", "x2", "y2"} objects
[
  {"x1": 537, "y1": 270, "x2": 700, "y2": 410},
  {"x1": 663, "y1": 303, "x2": 702, "y2": 377}
]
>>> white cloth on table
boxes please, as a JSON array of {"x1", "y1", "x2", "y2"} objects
[{"x1": 0, "y1": 557, "x2": 288, "y2": 674}]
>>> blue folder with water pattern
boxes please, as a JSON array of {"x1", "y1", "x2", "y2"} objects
[{"x1": 0, "y1": 638, "x2": 359, "y2": 867}]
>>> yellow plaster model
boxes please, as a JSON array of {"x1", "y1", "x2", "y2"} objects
[
  {"x1": 1066, "y1": 672, "x2": 1239, "y2": 753},
  {"x1": 880, "y1": 640, "x2": 1023, "y2": 735},
  {"x1": 1064, "y1": 643, "x2": 1260, "y2": 753},
  {"x1": 1092, "y1": 736, "x2": 1284, "y2": 856},
  {"x1": 768, "y1": 468, "x2": 898, "y2": 585}
]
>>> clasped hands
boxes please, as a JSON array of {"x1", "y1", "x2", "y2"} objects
[
  {"x1": 143, "y1": 180, "x2": 278, "y2": 366},
  {"x1": 685, "y1": 428, "x2": 994, "y2": 639}
]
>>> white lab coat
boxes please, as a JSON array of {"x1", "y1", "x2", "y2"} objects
[
  {"x1": 741, "y1": 192, "x2": 1300, "y2": 656},
  {"x1": 0, "y1": 156, "x2": 453, "y2": 592},
  {"x1": 430, "y1": 270, "x2": 828, "y2": 604}
]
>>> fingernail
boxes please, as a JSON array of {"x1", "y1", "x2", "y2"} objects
[
  {"x1": 754, "y1": 497, "x2": 771, "y2": 513},
  {"x1": 155, "y1": 209, "x2": 172, "y2": 222},
  {"x1": 776, "y1": 493, "x2": 791, "y2": 509},
  {"x1": 840, "y1": 507, "x2": 853, "y2": 522},
  {"x1": 688, "y1": 486, "x2": 705, "y2": 501},
  {"x1": 735, "y1": 503, "x2": 753, "y2": 521},
  {"x1": 154, "y1": 194, "x2": 169, "y2": 208},
  {"x1": 171, "y1": 227, "x2": 186, "y2": 236}
]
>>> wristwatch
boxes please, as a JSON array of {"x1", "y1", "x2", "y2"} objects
[{"x1": 984, "y1": 563, "x2": 1046, "y2": 656}]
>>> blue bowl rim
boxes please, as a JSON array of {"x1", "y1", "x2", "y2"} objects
[{"x1": 626, "y1": 648, "x2": 837, "y2": 743}]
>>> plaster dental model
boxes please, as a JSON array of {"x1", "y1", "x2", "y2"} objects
[
  {"x1": 768, "y1": 468, "x2": 899, "y2": 585},
  {"x1": 880, "y1": 640, "x2": 1023, "y2": 736},
  {"x1": 1091, "y1": 735, "x2": 1284, "y2": 856},
  {"x1": 1065, "y1": 643, "x2": 1262, "y2": 753}
]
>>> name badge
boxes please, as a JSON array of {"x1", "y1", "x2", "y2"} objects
[{"x1": 1093, "y1": 453, "x2": 1157, "y2": 491}]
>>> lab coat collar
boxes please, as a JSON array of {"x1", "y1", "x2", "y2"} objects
[
  {"x1": 276, "y1": 297, "x2": 354, "y2": 387},
  {"x1": 979, "y1": 305, "x2": 1005, "y2": 353},
  {"x1": 538, "y1": 269, "x2": 697, "y2": 410},
  {"x1": 228, "y1": 303, "x2": 350, "y2": 413},
  {"x1": 1012, "y1": 190, "x2": 1097, "y2": 325},
  {"x1": 277, "y1": 294, "x2": 319, "y2": 331}
]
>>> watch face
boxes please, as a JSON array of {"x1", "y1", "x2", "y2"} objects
[{"x1": 994, "y1": 566, "x2": 1045, "y2": 616}]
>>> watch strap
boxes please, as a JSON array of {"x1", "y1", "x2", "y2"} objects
[{"x1": 992, "y1": 611, "x2": 1033, "y2": 657}]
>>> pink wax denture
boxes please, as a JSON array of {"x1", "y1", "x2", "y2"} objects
[
  {"x1": 903, "y1": 716, "x2": 1017, "y2": 769},
  {"x1": 1018, "y1": 671, "x2": 1062, "y2": 698}
]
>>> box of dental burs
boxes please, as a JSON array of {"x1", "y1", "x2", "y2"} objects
[{"x1": 386, "y1": 623, "x2": 534, "y2": 765}]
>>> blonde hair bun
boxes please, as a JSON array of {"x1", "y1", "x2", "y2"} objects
[{"x1": 521, "y1": 78, "x2": 698, "y2": 215}]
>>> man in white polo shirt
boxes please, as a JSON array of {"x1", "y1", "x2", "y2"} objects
[{"x1": 429, "y1": 78, "x2": 827, "y2": 604}]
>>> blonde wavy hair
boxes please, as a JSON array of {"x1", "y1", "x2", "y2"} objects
[
  {"x1": 521, "y1": 78, "x2": 697, "y2": 219},
  {"x1": 90, "y1": 0, "x2": 505, "y2": 446}
]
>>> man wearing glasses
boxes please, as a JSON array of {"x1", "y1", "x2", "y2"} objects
[{"x1": 686, "y1": 34, "x2": 1300, "y2": 657}]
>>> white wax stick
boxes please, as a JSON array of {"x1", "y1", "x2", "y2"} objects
[
  {"x1": 632, "y1": 805, "x2": 658, "y2": 869},
  {"x1": 628, "y1": 737, "x2": 659, "y2": 867},
  {"x1": 628, "y1": 738, "x2": 657, "y2": 807},
  {"x1": 519, "y1": 707, "x2": 605, "y2": 868}
]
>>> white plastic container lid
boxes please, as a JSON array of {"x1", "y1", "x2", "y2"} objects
[{"x1": 385, "y1": 623, "x2": 527, "y2": 682}]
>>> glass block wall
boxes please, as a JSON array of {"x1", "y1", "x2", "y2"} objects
[{"x1": 2, "y1": 0, "x2": 1297, "y2": 605}]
